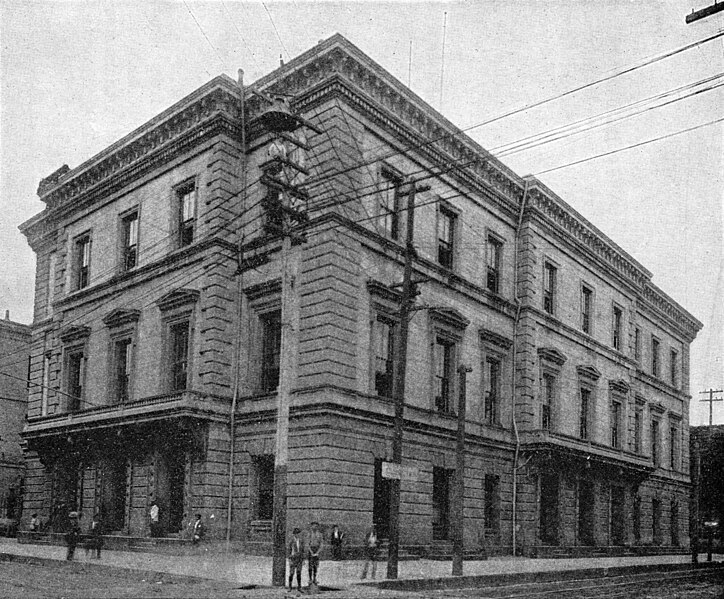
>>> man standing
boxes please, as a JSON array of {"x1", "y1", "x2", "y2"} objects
[
  {"x1": 192, "y1": 514, "x2": 203, "y2": 546},
  {"x1": 307, "y1": 521, "x2": 323, "y2": 585},
  {"x1": 88, "y1": 513, "x2": 103, "y2": 559},
  {"x1": 287, "y1": 527, "x2": 304, "y2": 592},
  {"x1": 149, "y1": 500, "x2": 160, "y2": 538},
  {"x1": 65, "y1": 512, "x2": 81, "y2": 561},
  {"x1": 361, "y1": 524, "x2": 379, "y2": 580},
  {"x1": 330, "y1": 524, "x2": 345, "y2": 560}
]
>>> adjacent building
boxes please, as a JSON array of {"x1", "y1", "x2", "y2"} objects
[
  {"x1": 0, "y1": 314, "x2": 31, "y2": 523},
  {"x1": 691, "y1": 424, "x2": 724, "y2": 547},
  {"x1": 19, "y1": 35, "x2": 700, "y2": 555}
]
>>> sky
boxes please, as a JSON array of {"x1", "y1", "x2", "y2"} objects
[{"x1": 1, "y1": 1, "x2": 722, "y2": 424}]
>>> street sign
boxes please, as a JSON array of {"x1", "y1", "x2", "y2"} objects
[
  {"x1": 704, "y1": 521, "x2": 719, "y2": 527},
  {"x1": 382, "y1": 461, "x2": 419, "y2": 481}
]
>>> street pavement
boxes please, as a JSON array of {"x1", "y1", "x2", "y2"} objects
[{"x1": 0, "y1": 539, "x2": 712, "y2": 591}]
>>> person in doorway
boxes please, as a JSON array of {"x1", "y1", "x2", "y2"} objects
[
  {"x1": 361, "y1": 524, "x2": 379, "y2": 580},
  {"x1": 288, "y1": 527, "x2": 304, "y2": 592},
  {"x1": 65, "y1": 512, "x2": 81, "y2": 561},
  {"x1": 330, "y1": 524, "x2": 345, "y2": 560},
  {"x1": 29, "y1": 513, "x2": 40, "y2": 532},
  {"x1": 192, "y1": 514, "x2": 203, "y2": 546},
  {"x1": 149, "y1": 500, "x2": 160, "y2": 538},
  {"x1": 307, "y1": 521, "x2": 323, "y2": 585},
  {"x1": 87, "y1": 513, "x2": 103, "y2": 559}
]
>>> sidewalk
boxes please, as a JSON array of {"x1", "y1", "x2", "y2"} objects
[{"x1": 0, "y1": 538, "x2": 714, "y2": 590}]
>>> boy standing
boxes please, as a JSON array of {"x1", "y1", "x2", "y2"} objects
[{"x1": 287, "y1": 527, "x2": 304, "y2": 592}]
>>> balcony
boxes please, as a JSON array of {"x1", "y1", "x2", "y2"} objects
[{"x1": 24, "y1": 391, "x2": 230, "y2": 441}]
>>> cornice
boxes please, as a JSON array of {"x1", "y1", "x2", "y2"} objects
[
  {"x1": 429, "y1": 307, "x2": 470, "y2": 330},
  {"x1": 577, "y1": 364, "x2": 602, "y2": 382},
  {"x1": 537, "y1": 346, "x2": 567, "y2": 366},
  {"x1": 156, "y1": 288, "x2": 200, "y2": 312},
  {"x1": 366, "y1": 279, "x2": 402, "y2": 304},
  {"x1": 59, "y1": 325, "x2": 91, "y2": 344},
  {"x1": 480, "y1": 327, "x2": 513, "y2": 350},
  {"x1": 102, "y1": 309, "x2": 141, "y2": 329}
]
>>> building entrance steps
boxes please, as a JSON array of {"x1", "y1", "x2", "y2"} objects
[{"x1": 1, "y1": 537, "x2": 718, "y2": 590}]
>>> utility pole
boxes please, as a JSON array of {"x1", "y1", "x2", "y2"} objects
[
  {"x1": 699, "y1": 389, "x2": 723, "y2": 426},
  {"x1": 452, "y1": 364, "x2": 472, "y2": 576},
  {"x1": 386, "y1": 178, "x2": 429, "y2": 580}
]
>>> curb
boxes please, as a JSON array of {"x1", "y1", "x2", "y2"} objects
[
  {"x1": 364, "y1": 561, "x2": 724, "y2": 591},
  {"x1": 0, "y1": 551, "x2": 233, "y2": 586}
]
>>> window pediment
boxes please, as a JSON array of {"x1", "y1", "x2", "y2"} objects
[
  {"x1": 102, "y1": 309, "x2": 141, "y2": 329},
  {"x1": 538, "y1": 347, "x2": 567, "y2": 366},
  {"x1": 430, "y1": 307, "x2": 469, "y2": 330},
  {"x1": 60, "y1": 325, "x2": 91, "y2": 344},
  {"x1": 609, "y1": 379, "x2": 630, "y2": 395},
  {"x1": 367, "y1": 279, "x2": 402, "y2": 304},
  {"x1": 244, "y1": 279, "x2": 282, "y2": 302},
  {"x1": 156, "y1": 288, "x2": 200, "y2": 312},
  {"x1": 577, "y1": 364, "x2": 601, "y2": 382},
  {"x1": 480, "y1": 327, "x2": 512, "y2": 350}
]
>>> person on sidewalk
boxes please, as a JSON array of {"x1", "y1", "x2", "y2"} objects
[
  {"x1": 288, "y1": 527, "x2": 304, "y2": 592},
  {"x1": 307, "y1": 521, "x2": 323, "y2": 585},
  {"x1": 192, "y1": 513, "x2": 203, "y2": 546},
  {"x1": 330, "y1": 524, "x2": 345, "y2": 560},
  {"x1": 28, "y1": 513, "x2": 40, "y2": 532},
  {"x1": 65, "y1": 512, "x2": 81, "y2": 561},
  {"x1": 149, "y1": 500, "x2": 160, "y2": 538},
  {"x1": 88, "y1": 513, "x2": 103, "y2": 559},
  {"x1": 360, "y1": 524, "x2": 379, "y2": 580}
]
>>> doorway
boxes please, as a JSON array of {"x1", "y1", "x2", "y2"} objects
[
  {"x1": 155, "y1": 451, "x2": 185, "y2": 535},
  {"x1": 432, "y1": 467, "x2": 452, "y2": 541},
  {"x1": 539, "y1": 473, "x2": 559, "y2": 545},
  {"x1": 578, "y1": 479, "x2": 595, "y2": 545},
  {"x1": 373, "y1": 459, "x2": 391, "y2": 539},
  {"x1": 610, "y1": 486, "x2": 625, "y2": 545},
  {"x1": 102, "y1": 458, "x2": 127, "y2": 532}
]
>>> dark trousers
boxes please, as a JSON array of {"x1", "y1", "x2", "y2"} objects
[
  {"x1": 308, "y1": 554, "x2": 320, "y2": 582},
  {"x1": 288, "y1": 559, "x2": 303, "y2": 590},
  {"x1": 331, "y1": 542, "x2": 343, "y2": 560},
  {"x1": 66, "y1": 543, "x2": 76, "y2": 561}
]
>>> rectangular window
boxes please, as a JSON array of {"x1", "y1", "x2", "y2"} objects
[
  {"x1": 611, "y1": 401, "x2": 621, "y2": 448},
  {"x1": 41, "y1": 352, "x2": 51, "y2": 416},
  {"x1": 486, "y1": 236, "x2": 502, "y2": 293},
  {"x1": 612, "y1": 306, "x2": 622, "y2": 350},
  {"x1": 543, "y1": 262, "x2": 556, "y2": 315},
  {"x1": 651, "y1": 337, "x2": 660, "y2": 377},
  {"x1": 66, "y1": 349, "x2": 84, "y2": 412},
  {"x1": 634, "y1": 327, "x2": 641, "y2": 362},
  {"x1": 633, "y1": 495, "x2": 641, "y2": 543},
  {"x1": 47, "y1": 252, "x2": 56, "y2": 317},
  {"x1": 373, "y1": 317, "x2": 394, "y2": 397},
  {"x1": 437, "y1": 208, "x2": 455, "y2": 270},
  {"x1": 254, "y1": 455, "x2": 275, "y2": 521},
  {"x1": 178, "y1": 183, "x2": 196, "y2": 247},
  {"x1": 74, "y1": 234, "x2": 91, "y2": 290},
  {"x1": 541, "y1": 373, "x2": 554, "y2": 430},
  {"x1": 260, "y1": 310, "x2": 282, "y2": 393},
  {"x1": 434, "y1": 337, "x2": 455, "y2": 414},
  {"x1": 671, "y1": 501, "x2": 680, "y2": 546},
  {"x1": 670, "y1": 349, "x2": 678, "y2": 387},
  {"x1": 579, "y1": 387, "x2": 590, "y2": 440},
  {"x1": 484, "y1": 357, "x2": 500, "y2": 424},
  {"x1": 170, "y1": 321, "x2": 190, "y2": 392},
  {"x1": 483, "y1": 474, "x2": 500, "y2": 533},
  {"x1": 651, "y1": 419, "x2": 660, "y2": 466},
  {"x1": 581, "y1": 285, "x2": 593, "y2": 334},
  {"x1": 113, "y1": 338, "x2": 133, "y2": 403},
  {"x1": 670, "y1": 425, "x2": 678, "y2": 470},
  {"x1": 652, "y1": 498, "x2": 661, "y2": 543},
  {"x1": 121, "y1": 212, "x2": 139, "y2": 272},
  {"x1": 379, "y1": 170, "x2": 401, "y2": 240},
  {"x1": 634, "y1": 406, "x2": 643, "y2": 454}
]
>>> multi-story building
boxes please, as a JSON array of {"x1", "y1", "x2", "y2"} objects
[
  {"x1": 0, "y1": 313, "x2": 31, "y2": 523},
  {"x1": 19, "y1": 35, "x2": 700, "y2": 555}
]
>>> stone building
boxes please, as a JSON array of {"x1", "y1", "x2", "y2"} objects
[
  {"x1": 19, "y1": 35, "x2": 700, "y2": 555},
  {"x1": 0, "y1": 314, "x2": 31, "y2": 522}
]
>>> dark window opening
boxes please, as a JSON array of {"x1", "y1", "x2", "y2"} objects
[
  {"x1": 543, "y1": 262, "x2": 556, "y2": 315},
  {"x1": 652, "y1": 498, "x2": 661, "y2": 544},
  {"x1": 611, "y1": 401, "x2": 621, "y2": 448},
  {"x1": 652, "y1": 337, "x2": 660, "y2": 378},
  {"x1": 670, "y1": 349, "x2": 678, "y2": 387},
  {"x1": 255, "y1": 455, "x2": 275, "y2": 521},
  {"x1": 486, "y1": 237, "x2": 502, "y2": 293},
  {"x1": 612, "y1": 307, "x2": 622, "y2": 350},
  {"x1": 579, "y1": 388, "x2": 591, "y2": 440},
  {"x1": 437, "y1": 209, "x2": 455, "y2": 269},
  {"x1": 170, "y1": 321, "x2": 190, "y2": 392},
  {"x1": 651, "y1": 420, "x2": 660, "y2": 466},
  {"x1": 540, "y1": 474, "x2": 559, "y2": 545},
  {"x1": 484, "y1": 357, "x2": 500, "y2": 424},
  {"x1": 432, "y1": 467, "x2": 452, "y2": 540},
  {"x1": 581, "y1": 286, "x2": 592, "y2": 334},
  {"x1": 578, "y1": 479, "x2": 595, "y2": 546},
  {"x1": 114, "y1": 338, "x2": 132, "y2": 403},
  {"x1": 67, "y1": 350, "x2": 84, "y2": 412},
  {"x1": 121, "y1": 212, "x2": 138, "y2": 271},
  {"x1": 434, "y1": 337, "x2": 455, "y2": 414},
  {"x1": 634, "y1": 408, "x2": 643, "y2": 454},
  {"x1": 541, "y1": 373, "x2": 554, "y2": 430},
  {"x1": 178, "y1": 184, "x2": 196, "y2": 247},
  {"x1": 483, "y1": 474, "x2": 500, "y2": 535},
  {"x1": 373, "y1": 459, "x2": 392, "y2": 538},
  {"x1": 261, "y1": 310, "x2": 282, "y2": 392},
  {"x1": 379, "y1": 171, "x2": 401, "y2": 240},
  {"x1": 611, "y1": 486, "x2": 625, "y2": 545},
  {"x1": 74, "y1": 235, "x2": 91, "y2": 290},
  {"x1": 373, "y1": 318, "x2": 394, "y2": 397}
]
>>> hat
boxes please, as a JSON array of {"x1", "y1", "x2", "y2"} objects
[{"x1": 69, "y1": 511, "x2": 79, "y2": 519}]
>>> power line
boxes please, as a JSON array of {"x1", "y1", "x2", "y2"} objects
[
  {"x1": 262, "y1": 1, "x2": 289, "y2": 61},
  {"x1": 182, "y1": 0, "x2": 227, "y2": 72}
]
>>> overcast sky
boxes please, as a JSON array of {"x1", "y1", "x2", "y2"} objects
[{"x1": 1, "y1": 1, "x2": 722, "y2": 424}]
